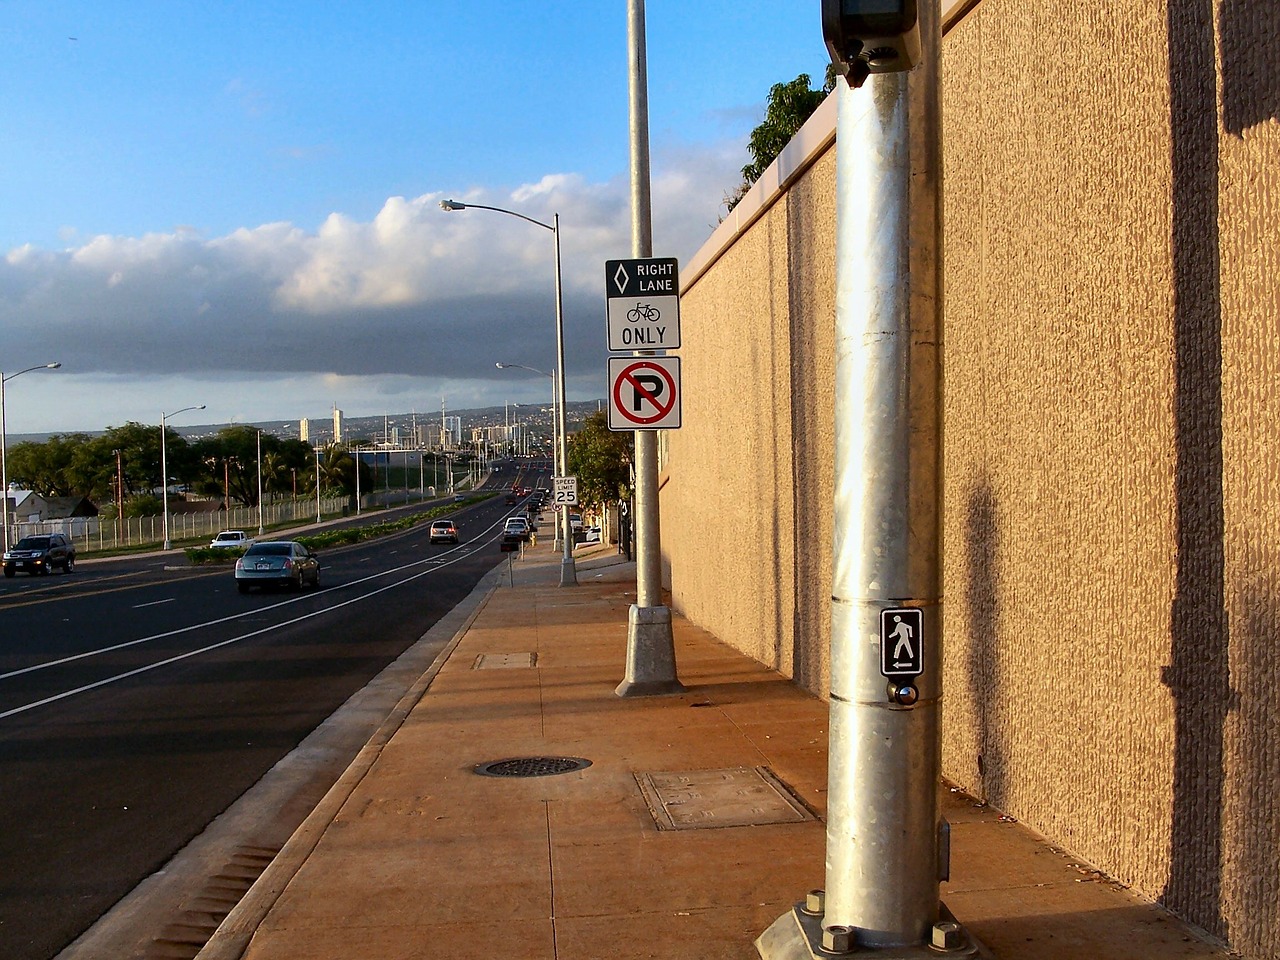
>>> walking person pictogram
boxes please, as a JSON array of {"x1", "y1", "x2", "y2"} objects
[{"x1": 889, "y1": 615, "x2": 914, "y2": 662}]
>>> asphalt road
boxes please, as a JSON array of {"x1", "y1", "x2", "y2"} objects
[{"x1": 0, "y1": 464, "x2": 549, "y2": 960}]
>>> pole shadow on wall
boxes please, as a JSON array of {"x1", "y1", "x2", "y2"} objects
[
  {"x1": 1159, "y1": 0, "x2": 1228, "y2": 940},
  {"x1": 964, "y1": 479, "x2": 1002, "y2": 806},
  {"x1": 1220, "y1": 0, "x2": 1280, "y2": 135}
]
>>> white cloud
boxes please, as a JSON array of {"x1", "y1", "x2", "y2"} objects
[{"x1": 0, "y1": 140, "x2": 744, "y2": 433}]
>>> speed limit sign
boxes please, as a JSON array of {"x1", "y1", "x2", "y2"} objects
[{"x1": 553, "y1": 476, "x2": 578, "y2": 506}]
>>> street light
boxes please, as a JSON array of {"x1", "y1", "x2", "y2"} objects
[
  {"x1": 442, "y1": 198, "x2": 576, "y2": 586},
  {"x1": 497, "y1": 364, "x2": 560, "y2": 539},
  {"x1": 0, "y1": 362, "x2": 61, "y2": 554},
  {"x1": 160, "y1": 404, "x2": 206, "y2": 550}
]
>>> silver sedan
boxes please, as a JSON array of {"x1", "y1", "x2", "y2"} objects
[{"x1": 234, "y1": 541, "x2": 321, "y2": 593}]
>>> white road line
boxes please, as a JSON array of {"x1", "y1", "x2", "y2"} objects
[
  {"x1": 0, "y1": 514, "x2": 509, "y2": 685},
  {"x1": 132, "y1": 598, "x2": 175, "y2": 609},
  {"x1": 0, "y1": 531, "x2": 503, "y2": 721}
]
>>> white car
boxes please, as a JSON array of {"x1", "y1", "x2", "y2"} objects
[
  {"x1": 503, "y1": 516, "x2": 531, "y2": 542},
  {"x1": 210, "y1": 530, "x2": 254, "y2": 550}
]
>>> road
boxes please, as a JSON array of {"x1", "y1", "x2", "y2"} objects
[{"x1": 0, "y1": 463, "x2": 548, "y2": 960}]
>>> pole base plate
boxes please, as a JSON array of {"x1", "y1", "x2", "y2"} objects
[{"x1": 756, "y1": 902, "x2": 987, "y2": 960}]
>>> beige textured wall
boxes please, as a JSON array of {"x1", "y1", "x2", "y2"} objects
[
  {"x1": 662, "y1": 151, "x2": 837, "y2": 692},
  {"x1": 662, "y1": 1, "x2": 1280, "y2": 957}
]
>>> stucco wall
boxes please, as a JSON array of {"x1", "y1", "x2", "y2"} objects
[{"x1": 661, "y1": 1, "x2": 1280, "y2": 957}]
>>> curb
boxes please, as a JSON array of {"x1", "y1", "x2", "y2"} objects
[{"x1": 193, "y1": 562, "x2": 505, "y2": 960}]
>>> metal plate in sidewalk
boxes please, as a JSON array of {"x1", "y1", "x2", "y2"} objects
[
  {"x1": 472, "y1": 652, "x2": 538, "y2": 669},
  {"x1": 636, "y1": 766, "x2": 815, "y2": 830}
]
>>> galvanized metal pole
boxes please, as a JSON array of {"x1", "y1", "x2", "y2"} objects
[
  {"x1": 553, "y1": 215, "x2": 578, "y2": 586},
  {"x1": 616, "y1": 0, "x2": 683, "y2": 697},
  {"x1": 757, "y1": 1, "x2": 978, "y2": 956}
]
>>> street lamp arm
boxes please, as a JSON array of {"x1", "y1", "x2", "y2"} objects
[
  {"x1": 439, "y1": 199, "x2": 553, "y2": 233},
  {"x1": 3, "y1": 362, "x2": 61, "y2": 384}
]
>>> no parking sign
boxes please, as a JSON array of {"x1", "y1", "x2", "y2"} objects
[{"x1": 608, "y1": 356, "x2": 682, "y2": 431}]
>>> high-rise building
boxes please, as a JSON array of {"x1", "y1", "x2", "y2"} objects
[
  {"x1": 332, "y1": 406, "x2": 344, "y2": 444},
  {"x1": 299, "y1": 418, "x2": 310, "y2": 442}
]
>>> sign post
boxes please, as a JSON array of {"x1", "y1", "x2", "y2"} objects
[{"x1": 614, "y1": 0, "x2": 684, "y2": 700}]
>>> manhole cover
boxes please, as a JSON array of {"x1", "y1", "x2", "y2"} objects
[{"x1": 474, "y1": 756, "x2": 592, "y2": 778}]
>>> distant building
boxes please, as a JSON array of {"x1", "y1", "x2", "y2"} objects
[
  {"x1": 299, "y1": 418, "x2": 310, "y2": 442},
  {"x1": 332, "y1": 407, "x2": 344, "y2": 444}
]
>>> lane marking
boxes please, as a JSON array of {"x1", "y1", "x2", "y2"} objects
[
  {"x1": 0, "y1": 529, "x2": 508, "y2": 721},
  {"x1": 133, "y1": 598, "x2": 175, "y2": 609},
  {"x1": 0, "y1": 513, "x2": 513, "y2": 684}
]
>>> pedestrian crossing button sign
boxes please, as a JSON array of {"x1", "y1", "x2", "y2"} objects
[{"x1": 880, "y1": 607, "x2": 923, "y2": 678}]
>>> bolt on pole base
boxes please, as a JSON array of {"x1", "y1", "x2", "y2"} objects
[
  {"x1": 756, "y1": 899, "x2": 987, "y2": 960},
  {"x1": 615, "y1": 604, "x2": 685, "y2": 697}
]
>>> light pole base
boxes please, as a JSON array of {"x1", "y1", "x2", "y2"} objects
[
  {"x1": 756, "y1": 900, "x2": 986, "y2": 960},
  {"x1": 559, "y1": 555, "x2": 578, "y2": 587},
  {"x1": 615, "y1": 604, "x2": 685, "y2": 697}
]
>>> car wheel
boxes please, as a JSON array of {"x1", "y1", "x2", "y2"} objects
[
  {"x1": 39, "y1": 564, "x2": 50, "y2": 575},
  {"x1": 237, "y1": 581, "x2": 250, "y2": 594},
  {"x1": 65, "y1": 556, "x2": 75, "y2": 574},
  {"x1": 3, "y1": 566, "x2": 12, "y2": 578},
  {"x1": 311, "y1": 569, "x2": 321, "y2": 589}
]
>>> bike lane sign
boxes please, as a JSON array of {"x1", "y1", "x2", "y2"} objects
[
  {"x1": 608, "y1": 356, "x2": 682, "y2": 431},
  {"x1": 605, "y1": 257, "x2": 680, "y2": 351}
]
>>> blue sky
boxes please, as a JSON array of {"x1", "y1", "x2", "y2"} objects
[{"x1": 1, "y1": 2, "x2": 830, "y2": 435}]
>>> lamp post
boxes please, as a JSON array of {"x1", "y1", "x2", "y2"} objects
[
  {"x1": 442, "y1": 198, "x2": 576, "y2": 586},
  {"x1": 256, "y1": 429, "x2": 265, "y2": 536},
  {"x1": 315, "y1": 446, "x2": 323, "y2": 523},
  {"x1": 160, "y1": 404, "x2": 206, "y2": 550},
  {"x1": 0, "y1": 362, "x2": 62, "y2": 554}
]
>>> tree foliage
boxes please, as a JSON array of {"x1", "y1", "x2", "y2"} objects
[
  {"x1": 565, "y1": 411, "x2": 633, "y2": 510},
  {"x1": 726, "y1": 68, "x2": 838, "y2": 213},
  {"x1": 2, "y1": 424, "x2": 358, "y2": 512}
]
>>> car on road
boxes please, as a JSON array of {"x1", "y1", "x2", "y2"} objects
[
  {"x1": 209, "y1": 530, "x2": 253, "y2": 550},
  {"x1": 429, "y1": 520, "x2": 459, "y2": 544},
  {"x1": 234, "y1": 540, "x2": 321, "y2": 593},
  {"x1": 3, "y1": 533, "x2": 75, "y2": 576},
  {"x1": 503, "y1": 516, "x2": 531, "y2": 542}
]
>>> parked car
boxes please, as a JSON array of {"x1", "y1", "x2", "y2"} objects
[
  {"x1": 429, "y1": 520, "x2": 459, "y2": 544},
  {"x1": 503, "y1": 516, "x2": 531, "y2": 542},
  {"x1": 3, "y1": 533, "x2": 75, "y2": 576},
  {"x1": 210, "y1": 530, "x2": 253, "y2": 550},
  {"x1": 234, "y1": 540, "x2": 320, "y2": 593}
]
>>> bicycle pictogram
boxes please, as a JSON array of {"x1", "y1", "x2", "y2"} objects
[{"x1": 626, "y1": 302, "x2": 661, "y2": 324}]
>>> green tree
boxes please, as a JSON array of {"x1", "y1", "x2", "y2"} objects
[
  {"x1": 726, "y1": 68, "x2": 837, "y2": 212},
  {"x1": 565, "y1": 411, "x2": 633, "y2": 511}
]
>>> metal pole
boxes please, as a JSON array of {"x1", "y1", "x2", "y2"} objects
[
  {"x1": 552, "y1": 214, "x2": 577, "y2": 586},
  {"x1": 160, "y1": 415, "x2": 170, "y2": 550},
  {"x1": 256, "y1": 430, "x2": 265, "y2": 535},
  {"x1": 756, "y1": 2, "x2": 971, "y2": 956},
  {"x1": 354, "y1": 448, "x2": 361, "y2": 514},
  {"x1": 552, "y1": 367, "x2": 563, "y2": 550},
  {"x1": 0, "y1": 374, "x2": 8, "y2": 556},
  {"x1": 616, "y1": 0, "x2": 682, "y2": 696},
  {"x1": 315, "y1": 448, "x2": 322, "y2": 523}
]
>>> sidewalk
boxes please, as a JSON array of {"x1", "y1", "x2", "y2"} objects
[{"x1": 197, "y1": 543, "x2": 1234, "y2": 960}]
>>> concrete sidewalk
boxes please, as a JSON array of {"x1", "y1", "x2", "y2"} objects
[{"x1": 197, "y1": 544, "x2": 1233, "y2": 960}]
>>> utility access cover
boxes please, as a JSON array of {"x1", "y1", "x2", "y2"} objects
[{"x1": 636, "y1": 766, "x2": 814, "y2": 830}]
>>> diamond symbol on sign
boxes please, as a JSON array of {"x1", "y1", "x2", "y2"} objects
[{"x1": 612, "y1": 262, "x2": 630, "y2": 295}]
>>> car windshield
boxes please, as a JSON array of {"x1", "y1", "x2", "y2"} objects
[
  {"x1": 14, "y1": 537, "x2": 49, "y2": 549},
  {"x1": 244, "y1": 543, "x2": 292, "y2": 557}
]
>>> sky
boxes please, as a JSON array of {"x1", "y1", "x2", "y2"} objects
[{"x1": 0, "y1": 1, "x2": 830, "y2": 436}]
